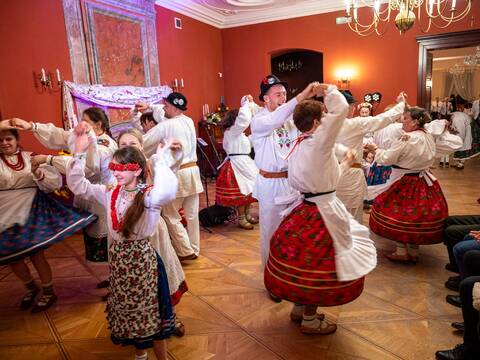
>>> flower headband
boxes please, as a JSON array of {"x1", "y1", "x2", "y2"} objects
[
  {"x1": 357, "y1": 102, "x2": 373, "y2": 110},
  {"x1": 108, "y1": 162, "x2": 141, "y2": 172}
]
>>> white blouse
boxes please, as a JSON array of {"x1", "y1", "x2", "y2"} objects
[
  {"x1": 374, "y1": 129, "x2": 436, "y2": 170},
  {"x1": 0, "y1": 151, "x2": 62, "y2": 232}
]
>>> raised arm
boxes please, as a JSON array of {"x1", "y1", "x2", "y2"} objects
[
  {"x1": 144, "y1": 140, "x2": 179, "y2": 209},
  {"x1": 356, "y1": 98, "x2": 406, "y2": 134},
  {"x1": 251, "y1": 82, "x2": 318, "y2": 137},
  {"x1": 66, "y1": 127, "x2": 108, "y2": 208},
  {"x1": 227, "y1": 97, "x2": 254, "y2": 136},
  {"x1": 312, "y1": 85, "x2": 349, "y2": 151},
  {"x1": 10, "y1": 118, "x2": 71, "y2": 150}
]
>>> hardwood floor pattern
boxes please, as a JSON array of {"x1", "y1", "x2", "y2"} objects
[{"x1": 0, "y1": 156, "x2": 478, "y2": 359}]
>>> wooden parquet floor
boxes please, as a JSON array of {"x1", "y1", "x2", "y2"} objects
[{"x1": 1, "y1": 156, "x2": 479, "y2": 360}]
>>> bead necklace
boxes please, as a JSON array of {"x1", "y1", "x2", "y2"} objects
[{"x1": 0, "y1": 151, "x2": 25, "y2": 171}]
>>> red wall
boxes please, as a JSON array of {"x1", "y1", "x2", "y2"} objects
[
  {"x1": 222, "y1": 5, "x2": 480, "y2": 109},
  {"x1": 0, "y1": 0, "x2": 72, "y2": 154},
  {"x1": 155, "y1": 6, "x2": 224, "y2": 123}
]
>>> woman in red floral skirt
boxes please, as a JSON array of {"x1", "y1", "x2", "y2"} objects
[
  {"x1": 216, "y1": 95, "x2": 259, "y2": 229},
  {"x1": 368, "y1": 106, "x2": 449, "y2": 263},
  {"x1": 264, "y1": 85, "x2": 376, "y2": 335}
]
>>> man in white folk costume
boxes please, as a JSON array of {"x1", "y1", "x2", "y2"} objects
[
  {"x1": 336, "y1": 91, "x2": 407, "y2": 223},
  {"x1": 143, "y1": 92, "x2": 203, "y2": 260},
  {"x1": 250, "y1": 75, "x2": 320, "y2": 289}
]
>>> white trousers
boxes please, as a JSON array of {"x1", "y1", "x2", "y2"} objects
[
  {"x1": 259, "y1": 200, "x2": 290, "y2": 267},
  {"x1": 163, "y1": 194, "x2": 200, "y2": 256}
]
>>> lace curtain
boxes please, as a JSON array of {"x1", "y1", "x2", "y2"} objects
[{"x1": 445, "y1": 70, "x2": 476, "y2": 101}]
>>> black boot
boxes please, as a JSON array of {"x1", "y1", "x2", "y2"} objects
[
  {"x1": 435, "y1": 344, "x2": 464, "y2": 360},
  {"x1": 445, "y1": 276, "x2": 461, "y2": 292},
  {"x1": 446, "y1": 295, "x2": 462, "y2": 308}
]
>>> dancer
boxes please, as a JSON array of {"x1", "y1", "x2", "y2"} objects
[
  {"x1": 67, "y1": 124, "x2": 178, "y2": 360},
  {"x1": 368, "y1": 106, "x2": 449, "y2": 263},
  {"x1": 143, "y1": 92, "x2": 203, "y2": 260},
  {"x1": 94, "y1": 128, "x2": 187, "y2": 336},
  {"x1": 264, "y1": 84, "x2": 376, "y2": 334},
  {"x1": 336, "y1": 93, "x2": 406, "y2": 223},
  {"x1": 10, "y1": 109, "x2": 116, "y2": 266},
  {"x1": 216, "y1": 95, "x2": 259, "y2": 229},
  {"x1": 0, "y1": 127, "x2": 95, "y2": 311},
  {"x1": 250, "y1": 75, "x2": 318, "y2": 268}
]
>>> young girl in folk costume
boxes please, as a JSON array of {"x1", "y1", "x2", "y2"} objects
[
  {"x1": 11, "y1": 109, "x2": 117, "y2": 267},
  {"x1": 97, "y1": 128, "x2": 187, "y2": 337},
  {"x1": 0, "y1": 122, "x2": 95, "y2": 312},
  {"x1": 368, "y1": 107, "x2": 449, "y2": 263},
  {"x1": 216, "y1": 95, "x2": 259, "y2": 229},
  {"x1": 264, "y1": 86, "x2": 376, "y2": 334},
  {"x1": 67, "y1": 123, "x2": 179, "y2": 360},
  {"x1": 359, "y1": 102, "x2": 394, "y2": 187}
]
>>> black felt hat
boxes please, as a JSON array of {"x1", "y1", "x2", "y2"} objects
[
  {"x1": 339, "y1": 90, "x2": 357, "y2": 104},
  {"x1": 259, "y1": 75, "x2": 288, "y2": 102},
  {"x1": 164, "y1": 92, "x2": 187, "y2": 111}
]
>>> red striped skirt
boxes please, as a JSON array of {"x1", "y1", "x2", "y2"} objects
[
  {"x1": 369, "y1": 174, "x2": 448, "y2": 245},
  {"x1": 264, "y1": 201, "x2": 364, "y2": 306},
  {"x1": 215, "y1": 160, "x2": 256, "y2": 207}
]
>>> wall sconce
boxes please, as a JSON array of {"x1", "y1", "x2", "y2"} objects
[
  {"x1": 336, "y1": 69, "x2": 354, "y2": 88},
  {"x1": 34, "y1": 68, "x2": 62, "y2": 93},
  {"x1": 171, "y1": 78, "x2": 185, "y2": 92},
  {"x1": 426, "y1": 78, "x2": 433, "y2": 88}
]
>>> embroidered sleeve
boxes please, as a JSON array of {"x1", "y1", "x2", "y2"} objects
[{"x1": 66, "y1": 155, "x2": 108, "y2": 208}]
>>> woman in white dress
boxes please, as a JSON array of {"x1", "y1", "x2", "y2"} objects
[
  {"x1": 0, "y1": 126, "x2": 95, "y2": 311},
  {"x1": 10, "y1": 109, "x2": 117, "y2": 265},
  {"x1": 216, "y1": 95, "x2": 259, "y2": 229}
]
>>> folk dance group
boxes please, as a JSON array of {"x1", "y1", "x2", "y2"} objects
[{"x1": 0, "y1": 73, "x2": 464, "y2": 359}]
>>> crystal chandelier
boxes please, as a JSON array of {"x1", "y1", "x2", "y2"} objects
[
  {"x1": 464, "y1": 46, "x2": 480, "y2": 66},
  {"x1": 449, "y1": 63, "x2": 466, "y2": 75},
  {"x1": 345, "y1": 0, "x2": 472, "y2": 36}
]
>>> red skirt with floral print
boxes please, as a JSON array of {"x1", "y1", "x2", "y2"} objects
[
  {"x1": 369, "y1": 174, "x2": 448, "y2": 245},
  {"x1": 215, "y1": 160, "x2": 256, "y2": 207},
  {"x1": 264, "y1": 201, "x2": 365, "y2": 306}
]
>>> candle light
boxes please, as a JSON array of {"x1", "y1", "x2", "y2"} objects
[
  {"x1": 41, "y1": 68, "x2": 46, "y2": 82},
  {"x1": 180, "y1": 78, "x2": 184, "y2": 88},
  {"x1": 451, "y1": 0, "x2": 456, "y2": 10},
  {"x1": 346, "y1": 0, "x2": 351, "y2": 15},
  {"x1": 206, "y1": 104, "x2": 209, "y2": 114},
  {"x1": 174, "y1": 78, "x2": 178, "y2": 88},
  {"x1": 56, "y1": 69, "x2": 61, "y2": 83},
  {"x1": 220, "y1": 96, "x2": 225, "y2": 104}
]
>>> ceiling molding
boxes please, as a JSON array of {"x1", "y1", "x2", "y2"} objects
[{"x1": 155, "y1": 0, "x2": 346, "y2": 29}]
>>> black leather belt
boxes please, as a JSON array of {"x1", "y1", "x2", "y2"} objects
[
  {"x1": 303, "y1": 190, "x2": 335, "y2": 198},
  {"x1": 228, "y1": 153, "x2": 250, "y2": 156},
  {"x1": 392, "y1": 165, "x2": 421, "y2": 177}
]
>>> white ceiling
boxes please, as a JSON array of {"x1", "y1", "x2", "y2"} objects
[
  {"x1": 432, "y1": 46, "x2": 479, "y2": 70},
  {"x1": 155, "y1": 0, "x2": 347, "y2": 28}
]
